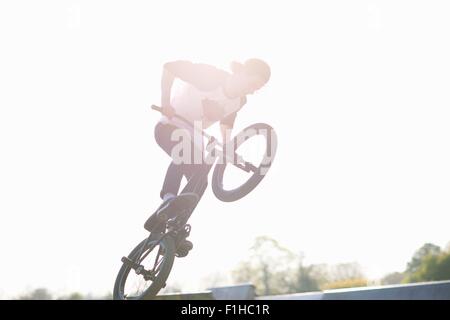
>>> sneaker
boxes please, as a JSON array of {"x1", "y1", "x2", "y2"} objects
[
  {"x1": 144, "y1": 192, "x2": 199, "y2": 232},
  {"x1": 156, "y1": 192, "x2": 199, "y2": 220},
  {"x1": 143, "y1": 210, "x2": 166, "y2": 233}
]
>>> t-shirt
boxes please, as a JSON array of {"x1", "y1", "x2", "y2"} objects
[{"x1": 159, "y1": 79, "x2": 243, "y2": 150}]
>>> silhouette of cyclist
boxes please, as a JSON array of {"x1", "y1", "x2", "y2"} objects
[{"x1": 145, "y1": 58, "x2": 271, "y2": 234}]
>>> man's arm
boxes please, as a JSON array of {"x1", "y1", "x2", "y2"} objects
[
  {"x1": 219, "y1": 96, "x2": 247, "y2": 144},
  {"x1": 160, "y1": 64, "x2": 176, "y2": 117}
]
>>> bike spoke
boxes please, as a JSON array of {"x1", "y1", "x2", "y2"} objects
[
  {"x1": 137, "y1": 237, "x2": 155, "y2": 263},
  {"x1": 153, "y1": 256, "x2": 165, "y2": 274},
  {"x1": 138, "y1": 248, "x2": 151, "y2": 265},
  {"x1": 152, "y1": 247, "x2": 165, "y2": 273},
  {"x1": 127, "y1": 277, "x2": 146, "y2": 298},
  {"x1": 122, "y1": 239, "x2": 169, "y2": 299},
  {"x1": 139, "y1": 240, "x2": 159, "y2": 264}
]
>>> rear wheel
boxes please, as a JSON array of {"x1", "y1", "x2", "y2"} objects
[
  {"x1": 212, "y1": 123, "x2": 277, "y2": 202},
  {"x1": 113, "y1": 235, "x2": 176, "y2": 300}
]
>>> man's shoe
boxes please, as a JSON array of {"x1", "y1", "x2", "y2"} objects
[
  {"x1": 158, "y1": 192, "x2": 199, "y2": 220},
  {"x1": 144, "y1": 192, "x2": 199, "y2": 232},
  {"x1": 144, "y1": 211, "x2": 166, "y2": 233}
]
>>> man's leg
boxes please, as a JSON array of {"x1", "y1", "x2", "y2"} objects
[
  {"x1": 182, "y1": 162, "x2": 208, "y2": 200},
  {"x1": 147, "y1": 155, "x2": 205, "y2": 231},
  {"x1": 155, "y1": 122, "x2": 185, "y2": 200},
  {"x1": 159, "y1": 161, "x2": 184, "y2": 200},
  {"x1": 146, "y1": 122, "x2": 198, "y2": 232}
]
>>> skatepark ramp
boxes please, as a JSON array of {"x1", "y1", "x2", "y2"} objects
[{"x1": 156, "y1": 280, "x2": 450, "y2": 300}]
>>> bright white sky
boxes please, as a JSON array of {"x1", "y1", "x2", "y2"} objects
[{"x1": 1, "y1": 1, "x2": 450, "y2": 298}]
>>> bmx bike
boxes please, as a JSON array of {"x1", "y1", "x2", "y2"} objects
[{"x1": 113, "y1": 105, "x2": 278, "y2": 300}]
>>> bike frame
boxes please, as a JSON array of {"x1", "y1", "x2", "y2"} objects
[{"x1": 151, "y1": 105, "x2": 255, "y2": 216}]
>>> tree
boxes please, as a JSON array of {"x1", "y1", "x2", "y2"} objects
[
  {"x1": 317, "y1": 262, "x2": 367, "y2": 290},
  {"x1": 293, "y1": 264, "x2": 321, "y2": 293},
  {"x1": 404, "y1": 251, "x2": 450, "y2": 283},
  {"x1": 232, "y1": 236, "x2": 369, "y2": 295},
  {"x1": 406, "y1": 243, "x2": 441, "y2": 275},
  {"x1": 433, "y1": 253, "x2": 450, "y2": 280},
  {"x1": 380, "y1": 272, "x2": 405, "y2": 285},
  {"x1": 57, "y1": 292, "x2": 84, "y2": 300},
  {"x1": 18, "y1": 288, "x2": 52, "y2": 300},
  {"x1": 328, "y1": 262, "x2": 365, "y2": 283},
  {"x1": 232, "y1": 236, "x2": 300, "y2": 296}
]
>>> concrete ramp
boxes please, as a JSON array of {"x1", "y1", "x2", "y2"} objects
[
  {"x1": 209, "y1": 283, "x2": 256, "y2": 300},
  {"x1": 257, "y1": 280, "x2": 450, "y2": 300},
  {"x1": 154, "y1": 291, "x2": 213, "y2": 300},
  {"x1": 321, "y1": 280, "x2": 450, "y2": 300},
  {"x1": 153, "y1": 280, "x2": 450, "y2": 300}
]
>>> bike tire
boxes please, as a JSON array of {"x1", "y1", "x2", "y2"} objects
[
  {"x1": 212, "y1": 123, "x2": 277, "y2": 202},
  {"x1": 113, "y1": 235, "x2": 176, "y2": 300}
]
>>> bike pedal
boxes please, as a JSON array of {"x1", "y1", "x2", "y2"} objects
[
  {"x1": 121, "y1": 256, "x2": 140, "y2": 269},
  {"x1": 175, "y1": 240, "x2": 193, "y2": 258}
]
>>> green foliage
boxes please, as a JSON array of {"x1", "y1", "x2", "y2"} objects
[
  {"x1": 232, "y1": 236, "x2": 300, "y2": 296},
  {"x1": 57, "y1": 292, "x2": 83, "y2": 300},
  {"x1": 380, "y1": 272, "x2": 405, "y2": 285},
  {"x1": 18, "y1": 288, "x2": 52, "y2": 300},
  {"x1": 380, "y1": 242, "x2": 450, "y2": 286},
  {"x1": 295, "y1": 262, "x2": 367, "y2": 291},
  {"x1": 326, "y1": 263, "x2": 365, "y2": 283},
  {"x1": 322, "y1": 278, "x2": 368, "y2": 290},
  {"x1": 405, "y1": 243, "x2": 441, "y2": 274},
  {"x1": 294, "y1": 264, "x2": 321, "y2": 293},
  {"x1": 15, "y1": 240, "x2": 450, "y2": 299},
  {"x1": 15, "y1": 289, "x2": 113, "y2": 300},
  {"x1": 403, "y1": 250, "x2": 450, "y2": 283},
  {"x1": 232, "y1": 237, "x2": 367, "y2": 296}
]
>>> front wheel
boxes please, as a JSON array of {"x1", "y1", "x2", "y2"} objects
[
  {"x1": 113, "y1": 235, "x2": 176, "y2": 300},
  {"x1": 212, "y1": 123, "x2": 278, "y2": 202}
]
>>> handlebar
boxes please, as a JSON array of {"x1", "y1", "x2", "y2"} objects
[{"x1": 151, "y1": 105, "x2": 255, "y2": 173}]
